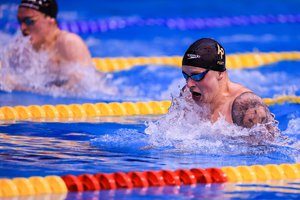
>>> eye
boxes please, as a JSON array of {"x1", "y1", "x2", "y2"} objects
[{"x1": 182, "y1": 71, "x2": 189, "y2": 80}]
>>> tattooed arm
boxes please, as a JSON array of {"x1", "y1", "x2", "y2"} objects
[
  {"x1": 232, "y1": 92, "x2": 271, "y2": 128},
  {"x1": 232, "y1": 92, "x2": 279, "y2": 142}
]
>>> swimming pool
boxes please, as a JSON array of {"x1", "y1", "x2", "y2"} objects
[{"x1": 1, "y1": 0, "x2": 300, "y2": 199}]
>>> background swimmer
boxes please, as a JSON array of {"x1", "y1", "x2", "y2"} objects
[
  {"x1": 1, "y1": 0, "x2": 98, "y2": 92},
  {"x1": 17, "y1": 0, "x2": 92, "y2": 66}
]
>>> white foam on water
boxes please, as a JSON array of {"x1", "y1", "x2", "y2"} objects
[
  {"x1": 281, "y1": 118, "x2": 300, "y2": 162},
  {"x1": 0, "y1": 33, "x2": 183, "y2": 101},
  {"x1": 282, "y1": 118, "x2": 300, "y2": 149},
  {"x1": 0, "y1": 32, "x2": 14, "y2": 46},
  {"x1": 144, "y1": 89, "x2": 296, "y2": 155},
  {"x1": 229, "y1": 69, "x2": 298, "y2": 97},
  {"x1": 283, "y1": 118, "x2": 300, "y2": 135},
  {"x1": 0, "y1": 33, "x2": 49, "y2": 92},
  {"x1": 0, "y1": 33, "x2": 119, "y2": 99},
  {"x1": 159, "y1": 78, "x2": 185, "y2": 100}
]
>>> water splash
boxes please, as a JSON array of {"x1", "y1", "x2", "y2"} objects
[
  {"x1": 281, "y1": 118, "x2": 300, "y2": 161},
  {"x1": 0, "y1": 33, "x2": 118, "y2": 99},
  {"x1": 0, "y1": 33, "x2": 181, "y2": 101},
  {"x1": 111, "y1": 64, "x2": 181, "y2": 101},
  {"x1": 0, "y1": 34, "x2": 49, "y2": 92},
  {"x1": 283, "y1": 118, "x2": 300, "y2": 136},
  {"x1": 159, "y1": 78, "x2": 185, "y2": 100},
  {"x1": 144, "y1": 89, "x2": 299, "y2": 158}
]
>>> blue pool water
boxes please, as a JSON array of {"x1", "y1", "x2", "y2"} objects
[{"x1": 1, "y1": 0, "x2": 300, "y2": 199}]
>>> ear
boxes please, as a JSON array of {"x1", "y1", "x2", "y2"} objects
[{"x1": 46, "y1": 17, "x2": 56, "y2": 25}]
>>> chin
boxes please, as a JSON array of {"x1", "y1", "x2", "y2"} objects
[
  {"x1": 195, "y1": 96, "x2": 211, "y2": 106},
  {"x1": 192, "y1": 96, "x2": 203, "y2": 105},
  {"x1": 30, "y1": 37, "x2": 41, "y2": 49},
  {"x1": 31, "y1": 41, "x2": 42, "y2": 50}
]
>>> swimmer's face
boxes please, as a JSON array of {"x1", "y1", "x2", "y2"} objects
[
  {"x1": 182, "y1": 65, "x2": 220, "y2": 105},
  {"x1": 17, "y1": 7, "x2": 55, "y2": 50}
]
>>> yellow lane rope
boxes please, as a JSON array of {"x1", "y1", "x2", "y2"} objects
[
  {"x1": 92, "y1": 51, "x2": 300, "y2": 72},
  {"x1": 264, "y1": 95, "x2": 300, "y2": 105},
  {"x1": 0, "y1": 95, "x2": 299, "y2": 121}
]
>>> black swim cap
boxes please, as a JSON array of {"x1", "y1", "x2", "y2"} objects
[
  {"x1": 182, "y1": 38, "x2": 226, "y2": 72},
  {"x1": 19, "y1": 0, "x2": 58, "y2": 19}
]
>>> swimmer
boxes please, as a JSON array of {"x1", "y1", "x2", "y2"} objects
[
  {"x1": 181, "y1": 38, "x2": 279, "y2": 141},
  {"x1": 1, "y1": 0, "x2": 95, "y2": 91},
  {"x1": 17, "y1": 0, "x2": 92, "y2": 66}
]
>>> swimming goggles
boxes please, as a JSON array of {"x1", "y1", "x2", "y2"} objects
[
  {"x1": 18, "y1": 17, "x2": 35, "y2": 26},
  {"x1": 182, "y1": 69, "x2": 209, "y2": 82}
]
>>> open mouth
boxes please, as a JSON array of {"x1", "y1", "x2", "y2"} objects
[
  {"x1": 191, "y1": 91, "x2": 202, "y2": 98},
  {"x1": 22, "y1": 32, "x2": 29, "y2": 37}
]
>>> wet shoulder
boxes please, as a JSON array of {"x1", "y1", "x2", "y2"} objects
[
  {"x1": 55, "y1": 31, "x2": 92, "y2": 65},
  {"x1": 56, "y1": 31, "x2": 86, "y2": 48},
  {"x1": 231, "y1": 92, "x2": 271, "y2": 128}
]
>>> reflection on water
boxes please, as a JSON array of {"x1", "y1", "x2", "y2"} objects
[
  {"x1": 63, "y1": 181, "x2": 300, "y2": 200},
  {"x1": 0, "y1": 130, "x2": 128, "y2": 177},
  {"x1": 0, "y1": 118, "x2": 298, "y2": 178},
  {"x1": 0, "y1": 133, "x2": 108, "y2": 167},
  {"x1": 9, "y1": 182, "x2": 293, "y2": 200}
]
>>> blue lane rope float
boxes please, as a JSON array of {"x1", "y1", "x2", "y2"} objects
[
  {"x1": 4, "y1": 14, "x2": 300, "y2": 33},
  {"x1": 56, "y1": 14, "x2": 300, "y2": 33}
]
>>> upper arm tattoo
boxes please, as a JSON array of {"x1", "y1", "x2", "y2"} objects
[{"x1": 232, "y1": 92, "x2": 272, "y2": 128}]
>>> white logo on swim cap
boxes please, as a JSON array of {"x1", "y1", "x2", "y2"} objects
[
  {"x1": 186, "y1": 54, "x2": 201, "y2": 59},
  {"x1": 217, "y1": 44, "x2": 224, "y2": 59}
]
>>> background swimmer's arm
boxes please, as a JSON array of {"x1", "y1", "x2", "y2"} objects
[
  {"x1": 231, "y1": 92, "x2": 272, "y2": 128},
  {"x1": 56, "y1": 32, "x2": 93, "y2": 66}
]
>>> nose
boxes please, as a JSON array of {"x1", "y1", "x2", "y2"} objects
[
  {"x1": 20, "y1": 23, "x2": 28, "y2": 35},
  {"x1": 186, "y1": 77, "x2": 196, "y2": 88}
]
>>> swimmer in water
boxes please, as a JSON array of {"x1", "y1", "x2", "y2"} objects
[
  {"x1": 2, "y1": 0, "x2": 95, "y2": 91},
  {"x1": 181, "y1": 38, "x2": 279, "y2": 142},
  {"x1": 17, "y1": 0, "x2": 92, "y2": 66}
]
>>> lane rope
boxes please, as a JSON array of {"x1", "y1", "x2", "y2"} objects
[
  {"x1": 1, "y1": 51, "x2": 297, "y2": 73},
  {"x1": 0, "y1": 163, "x2": 299, "y2": 197},
  {"x1": 4, "y1": 14, "x2": 300, "y2": 33},
  {"x1": 59, "y1": 14, "x2": 300, "y2": 33},
  {"x1": 92, "y1": 51, "x2": 300, "y2": 72},
  {"x1": 0, "y1": 96, "x2": 299, "y2": 121}
]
